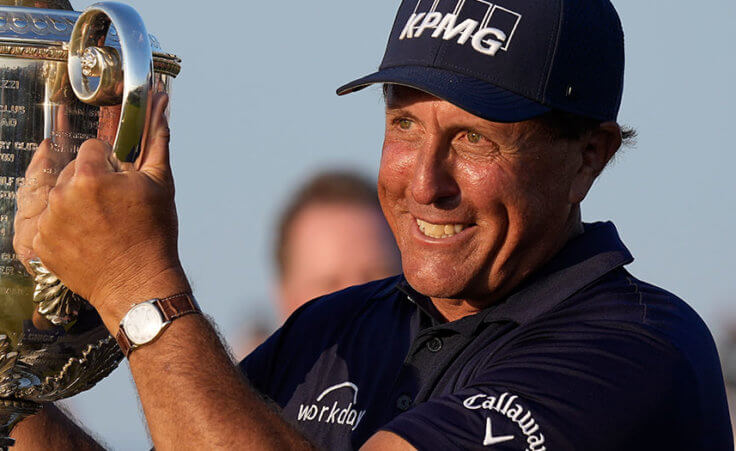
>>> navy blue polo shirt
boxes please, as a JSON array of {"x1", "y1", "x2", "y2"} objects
[{"x1": 240, "y1": 222, "x2": 732, "y2": 450}]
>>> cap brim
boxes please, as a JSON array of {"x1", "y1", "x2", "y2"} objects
[{"x1": 337, "y1": 66, "x2": 550, "y2": 123}]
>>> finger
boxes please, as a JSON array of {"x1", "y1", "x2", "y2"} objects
[
  {"x1": 24, "y1": 139, "x2": 70, "y2": 187},
  {"x1": 31, "y1": 226, "x2": 51, "y2": 274},
  {"x1": 17, "y1": 141, "x2": 57, "y2": 219},
  {"x1": 74, "y1": 139, "x2": 115, "y2": 177},
  {"x1": 13, "y1": 215, "x2": 37, "y2": 272},
  {"x1": 55, "y1": 159, "x2": 76, "y2": 188},
  {"x1": 137, "y1": 93, "x2": 171, "y2": 174},
  {"x1": 16, "y1": 184, "x2": 49, "y2": 219},
  {"x1": 33, "y1": 206, "x2": 61, "y2": 262}
]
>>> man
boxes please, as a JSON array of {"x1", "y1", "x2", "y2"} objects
[
  {"x1": 233, "y1": 171, "x2": 400, "y2": 358},
  {"x1": 275, "y1": 171, "x2": 400, "y2": 319},
  {"x1": 11, "y1": 0, "x2": 732, "y2": 450}
]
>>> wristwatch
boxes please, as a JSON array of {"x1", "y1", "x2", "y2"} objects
[{"x1": 116, "y1": 292, "x2": 200, "y2": 357}]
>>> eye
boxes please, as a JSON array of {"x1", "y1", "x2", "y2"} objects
[
  {"x1": 466, "y1": 131, "x2": 483, "y2": 144},
  {"x1": 453, "y1": 129, "x2": 501, "y2": 157},
  {"x1": 395, "y1": 118, "x2": 413, "y2": 130}
]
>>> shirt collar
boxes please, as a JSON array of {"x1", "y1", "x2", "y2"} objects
[
  {"x1": 484, "y1": 221, "x2": 633, "y2": 325},
  {"x1": 396, "y1": 279, "x2": 444, "y2": 325},
  {"x1": 397, "y1": 279, "x2": 492, "y2": 337},
  {"x1": 393, "y1": 221, "x2": 633, "y2": 329}
]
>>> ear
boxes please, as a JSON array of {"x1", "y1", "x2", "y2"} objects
[{"x1": 568, "y1": 122, "x2": 622, "y2": 203}]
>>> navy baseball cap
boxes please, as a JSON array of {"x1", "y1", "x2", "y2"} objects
[{"x1": 337, "y1": 0, "x2": 625, "y2": 123}]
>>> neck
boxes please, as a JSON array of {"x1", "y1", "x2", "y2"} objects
[
  {"x1": 429, "y1": 297, "x2": 482, "y2": 322},
  {"x1": 431, "y1": 213, "x2": 584, "y2": 323}
]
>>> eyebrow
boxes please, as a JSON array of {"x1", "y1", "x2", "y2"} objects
[
  {"x1": 384, "y1": 94, "x2": 411, "y2": 111},
  {"x1": 383, "y1": 84, "x2": 430, "y2": 109},
  {"x1": 384, "y1": 106, "x2": 417, "y2": 119},
  {"x1": 384, "y1": 108, "x2": 425, "y2": 131}
]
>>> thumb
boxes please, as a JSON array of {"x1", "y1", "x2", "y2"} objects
[{"x1": 137, "y1": 92, "x2": 171, "y2": 177}]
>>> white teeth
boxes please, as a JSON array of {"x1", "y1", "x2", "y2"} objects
[{"x1": 416, "y1": 219, "x2": 467, "y2": 239}]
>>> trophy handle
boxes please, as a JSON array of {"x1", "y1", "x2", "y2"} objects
[{"x1": 68, "y1": 2, "x2": 154, "y2": 163}]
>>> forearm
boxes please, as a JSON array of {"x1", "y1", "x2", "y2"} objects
[
  {"x1": 10, "y1": 403, "x2": 104, "y2": 451},
  {"x1": 27, "y1": 111, "x2": 311, "y2": 449},
  {"x1": 130, "y1": 315, "x2": 312, "y2": 450},
  {"x1": 96, "y1": 272, "x2": 312, "y2": 450}
]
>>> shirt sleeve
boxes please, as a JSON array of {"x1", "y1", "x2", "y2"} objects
[{"x1": 381, "y1": 320, "x2": 719, "y2": 451}]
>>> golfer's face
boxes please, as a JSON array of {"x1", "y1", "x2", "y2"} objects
[{"x1": 378, "y1": 86, "x2": 582, "y2": 304}]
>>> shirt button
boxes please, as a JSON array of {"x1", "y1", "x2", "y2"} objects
[
  {"x1": 426, "y1": 337, "x2": 443, "y2": 353},
  {"x1": 396, "y1": 394, "x2": 412, "y2": 411}
]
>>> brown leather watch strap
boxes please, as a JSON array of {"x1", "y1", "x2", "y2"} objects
[
  {"x1": 116, "y1": 293, "x2": 201, "y2": 358},
  {"x1": 116, "y1": 326, "x2": 133, "y2": 357},
  {"x1": 154, "y1": 292, "x2": 200, "y2": 322}
]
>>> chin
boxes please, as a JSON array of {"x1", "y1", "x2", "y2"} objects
[{"x1": 403, "y1": 267, "x2": 471, "y2": 300}]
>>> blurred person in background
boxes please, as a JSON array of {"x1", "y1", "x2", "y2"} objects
[
  {"x1": 275, "y1": 171, "x2": 401, "y2": 319},
  {"x1": 232, "y1": 171, "x2": 401, "y2": 358}
]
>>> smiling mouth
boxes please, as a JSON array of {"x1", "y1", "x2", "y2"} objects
[{"x1": 416, "y1": 218, "x2": 468, "y2": 239}]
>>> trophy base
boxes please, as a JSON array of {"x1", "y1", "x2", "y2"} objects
[{"x1": 0, "y1": 398, "x2": 41, "y2": 449}]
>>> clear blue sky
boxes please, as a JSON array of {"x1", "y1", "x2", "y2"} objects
[{"x1": 61, "y1": 0, "x2": 736, "y2": 448}]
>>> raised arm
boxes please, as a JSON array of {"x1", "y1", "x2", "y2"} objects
[{"x1": 30, "y1": 94, "x2": 312, "y2": 450}]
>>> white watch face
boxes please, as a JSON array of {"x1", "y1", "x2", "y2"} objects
[{"x1": 124, "y1": 302, "x2": 165, "y2": 345}]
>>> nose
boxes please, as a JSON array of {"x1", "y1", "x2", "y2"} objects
[{"x1": 410, "y1": 139, "x2": 460, "y2": 207}]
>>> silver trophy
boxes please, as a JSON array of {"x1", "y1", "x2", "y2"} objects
[{"x1": 0, "y1": 0, "x2": 180, "y2": 446}]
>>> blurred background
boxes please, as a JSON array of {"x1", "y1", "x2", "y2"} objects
[{"x1": 54, "y1": 0, "x2": 736, "y2": 448}]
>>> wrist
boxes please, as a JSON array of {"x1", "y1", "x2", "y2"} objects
[
  {"x1": 116, "y1": 292, "x2": 201, "y2": 358},
  {"x1": 91, "y1": 266, "x2": 191, "y2": 335}
]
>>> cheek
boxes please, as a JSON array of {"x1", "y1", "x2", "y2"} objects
[
  {"x1": 378, "y1": 141, "x2": 414, "y2": 204},
  {"x1": 378, "y1": 141, "x2": 415, "y2": 242},
  {"x1": 458, "y1": 154, "x2": 567, "y2": 230},
  {"x1": 502, "y1": 157, "x2": 575, "y2": 226},
  {"x1": 457, "y1": 158, "x2": 513, "y2": 219},
  {"x1": 380, "y1": 139, "x2": 415, "y2": 174},
  {"x1": 529, "y1": 154, "x2": 578, "y2": 207}
]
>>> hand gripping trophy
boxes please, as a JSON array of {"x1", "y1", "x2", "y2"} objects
[{"x1": 0, "y1": 0, "x2": 180, "y2": 446}]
